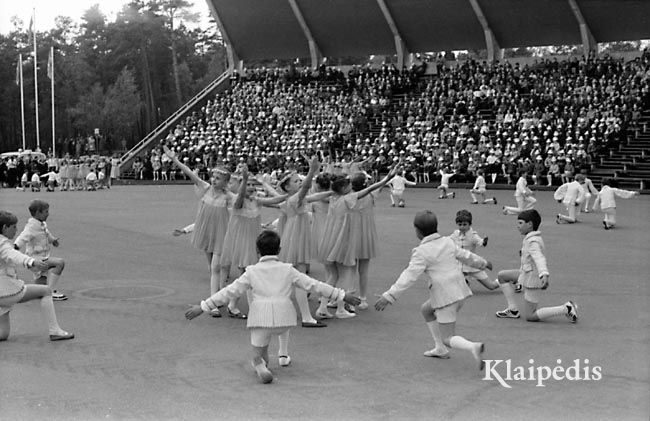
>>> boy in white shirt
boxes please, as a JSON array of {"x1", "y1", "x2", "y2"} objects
[
  {"x1": 555, "y1": 174, "x2": 586, "y2": 224},
  {"x1": 388, "y1": 171, "x2": 416, "y2": 207},
  {"x1": 375, "y1": 210, "x2": 492, "y2": 369},
  {"x1": 503, "y1": 170, "x2": 536, "y2": 215},
  {"x1": 30, "y1": 172, "x2": 42, "y2": 192},
  {"x1": 185, "y1": 230, "x2": 360, "y2": 384},
  {"x1": 437, "y1": 167, "x2": 455, "y2": 199},
  {"x1": 470, "y1": 169, "x2": 497, "y2": 205},
  {"x1": 85, "y1": 170, "x2": 97, "y2": 191},
  {"x1": 14, "y1": 200, "x2": 68, "y2": 301},
  {"x1": 592, "y1": 178, "x2": 639, "y2": 229},
  {"x1": 579, "y1": 174, "x2": 600, "y2": 213}
]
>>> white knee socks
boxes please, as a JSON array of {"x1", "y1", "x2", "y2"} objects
[
  {"x1": 426, "y1": 320, "x2": 448, "y2": 352},
  {"x1": 449, "y1": 335, "x2": 476, "y2": 351},
  {"x1": 278, "y1": 330, "x2": 289, "y2": 357},
  {"x1": 500, "y1": 282, "x2": 519, "y2": 311},
  {"x1": 41, "y1": 296, "x2": 64, "y2": 335},
  {"x1": 295, "y1": 288, "x2": 316, "y2": 323},
  {"x1": 535, "y1": 305, "x2": 566, "y2": 320}
]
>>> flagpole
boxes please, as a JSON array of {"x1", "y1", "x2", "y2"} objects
[
  {"x1": 32, "y1": 8, "x2": 40, "y2": 151},
  {"x1": 19, "y1": 54, "x2": 26, "y2": 150},
  {"x1": 50, "y1": 46, "x2": 55, "y2": 157}
]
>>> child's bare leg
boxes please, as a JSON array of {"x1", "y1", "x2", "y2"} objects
[
  {"x1": 206, "y1": 252, "x2": 222, "y2": 317},
  {"x1": 420, "y1": 300, "x2": 449, "y2": 357},
  {"x1": 226, "y1": 267, "x2": 247, "y2": 318},
  {"x1": 357, "y1": 258, "x2": 369, "y2": 305},
  {"x1": 335, "y1": 263, "x2": 356, "y2": 318},
  {"x1": 43, "y1": 257, "x2": 66, "y2": 299},
  {"x1": 472, "y1": 273, "x2": 499, "y2": 290},
  {"x1": 316, "y1": 263, "x2": 337, "y2": 316},
  {"x1": 293, "y1": 263, "x2": 321, "y2": 325}
]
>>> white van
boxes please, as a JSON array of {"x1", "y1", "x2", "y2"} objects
[{"x1": 0, "y1": 150, "x2": 47, "y2": 161}]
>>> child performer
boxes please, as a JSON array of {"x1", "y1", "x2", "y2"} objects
[
  {"x1": 579, "y1": 173, "x2": 599, "y2": 213},
  {"x1": 316, "y1": 166, "x2": 399, "y2": 319},
  {"x1": 277, "y1": 156, "x2": 332, "y2": 327},
  {"x1": 220, "y1": 166, "x2": 288, "y2": 318},
  {"x1": 449, "y1": 210, "x2": 498, "y2": 290},
  {"x1": 349, "y1": 173, "x2": 382, "y2": 310},
  {"x1": 470, "y1": 169, "x2": 497, "y2": 205},
  {"x1": 502, "y1": 170, "x2": 536, "y2": 215},
  {"x1": 555, "y1": 174, "x2": 586, "y2": 224},
  {"x1": 437, "y1": 167, "x2": 455, "y2": 199},
  {"x1": 185, "y1": 230, "x2": 360, "y2": 384},
  {"x1": 495, "y1": 210, "x2": 578, "y2": 323},
  {"x1": 375, "y1": 210, "x2": 491, "y2": 369},
  {"x1": 163, "y1": 145, "x2": 234, "y2": 317},
  {"x1": 310, "y1": 173, "x2": 332, "y2": 261},
  {"x1": 0, "y1": 211, "x2": 74, "y2": 341},
  {"x1": 388, "y1": 171, "x2": 416, "y2": 207},
  {"x1": 592, "y1": 178, "x2": 639, "y2": 230},
  {"x1": 14, "y1": 200, "x2": 68, "y2": 301}
]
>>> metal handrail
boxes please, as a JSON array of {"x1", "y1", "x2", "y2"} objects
[{"x1": 118, "y1": 71, "x2": 231, "y2": 172}]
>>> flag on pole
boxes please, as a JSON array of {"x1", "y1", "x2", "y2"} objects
[
  {"x1": 28, "y1": 14, "x2": 33, "y2": 38},
  {"x1": 16, "y1": 59, "x2": 20, "y2": 85},
  {"x1": 47, "y1": 48, "x2": 53, "y2": 80}
]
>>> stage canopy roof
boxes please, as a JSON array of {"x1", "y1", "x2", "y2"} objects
[{"x1": 205, "y1": 0, "x2": 650, "y2": 61}]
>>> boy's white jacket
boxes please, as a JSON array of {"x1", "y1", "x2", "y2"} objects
[
  {"x1": 14, "y1": 218, "x2": 56, "y2": 258},
  {"x1": 382, "y1": 233, "x2": 487, "y2": 310}
]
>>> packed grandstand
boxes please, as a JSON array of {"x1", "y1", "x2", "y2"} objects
[{"x1": 118, "y1": 51, "x2": 650, "y2": 189}]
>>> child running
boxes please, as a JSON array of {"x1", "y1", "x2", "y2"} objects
[
  {"x1": 14, "y1": 199, "x2": 68, "y2": 301},
  {"x1": 502, "y1": 170, "x2": 536, "y2": 215},
  {"x1": 592, "y1": 178, "x2": 639, "y2": 230},
  {"x1": 375, "y1": 210, "x2": 491, "y2": 369},
  {"x1": 277, "y1": 156, "x2": 332, "y2": 328},
  {"x1": 449, "y1": 210, "x2": 499, "y2": 290},
  {"x1": 388, "y1": 170, "x2": 416, "y2": 207},
  {"x1": 185, "y1": 230, "x2": 360, "y2": 384},
  {"x1": 220, "y1": 166, "x2": 288, "y2": 318},
  {"x1": 1, "y1": 210, "x2": 73, "y2": 341},
  {"x1": 469, "y1": 169, "x2": 497, "y2": 205},
  {"x1": 495, "y1": 210, "x2": 578, "y2": 323},
  {"x1": 163, "y1": 145, "x2": 234, "y2": 317}
]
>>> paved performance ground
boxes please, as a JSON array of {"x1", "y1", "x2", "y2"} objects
[{"x1": 1, "y1": 185, "x2": 649, "y2": 420}]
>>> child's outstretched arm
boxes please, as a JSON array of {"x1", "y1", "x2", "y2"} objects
[
  {"x1": 258, "y1": 193, "x2": 289, "y2": 207},
  {"x1": 173, "y1": 223, "x2": 195, "y2": 236},
  {"x1": 358, "y1": 165, "x2": 400, "y2": 199},
  {"x1": 292, "y1": 269, "x2": 361, "y2": 307},
  {"x1": 305, "y1": 191, "x2": 334, "y2": 203},
  {"x1": 185, "y1": 273, "x2": 251, "y2": 320},
  {"x1": 375, "y1": 247, "x2": 426, "y2": 310},
  {"x1": 454, "y1": 246, "x2": 492, "y2": 271},
  {"x1": 163, "y1": 145, "x2": 204, "y2": 187},
  {"x1": 296, "y1": 156, "x2": 320, "y2": 206},
  {"x1": 233, "y1": 167, "x2": 249, "y2": 209}
]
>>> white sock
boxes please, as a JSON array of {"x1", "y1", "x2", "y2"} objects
[
  {"x1": 317, "y1": 297, "x2": 329, "y2": 313},
  {"x1": 295, "y1": 288, "x2": 316, "y2": 323},
  {"x1": 278, "y1": 330, "x2": 290, "y2": 357},
  {"x1": 484, "y1": 198, "x2": 494, "y2": 204},
  {"x1": 426, "y1": 320, "x2": 448, "y2": 351},
  {"x1": 500, "y1": 282, "x2": 519, "y2": 312},
  {"x1": 535, "y1": 305, "x2": 566, "y2": 320},
  {"x1": 449, "y1": 335, "x2": 476, "y2": 351},
  {"x1": 48, "y1": 273, "x2": 61, "y2": 290},
  {"x1": 41, "y1": 296, "x2": 63, "y2": 335}
]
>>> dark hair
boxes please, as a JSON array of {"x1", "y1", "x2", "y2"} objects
[
  {"x1": 0, "y1": 210, "x2": 18, "y2": 230},
  {"x1": 256, "y1": 230, "x2": 281, "y2": 256},
  {"x1": 518, "y1": 209, "x2": 542, "y2": 231},
  {"x1": 315, "y1": 173, "x2": 331, "y2": 190},
  {"x1": 28, "y1": 199, "x2": 49, "y2": 216},
  {"x1": 330, "y1": 174, "x2": 350, "y2": 195},
  {"x1": 602, "y1": 178, "x2": 618, "y2": 188},
  {"x1": 278, "y1": 171, "x2": 294, "y2": 192},
  {"x1": 350, "y1": 172, "x2": 367, "y2": 192},
  {"x1": 455, "y1": 209, "x2": 472, "y2": 224},
  {"x1": 413, "y1": 210, "x2": 438, "y2": 236}
]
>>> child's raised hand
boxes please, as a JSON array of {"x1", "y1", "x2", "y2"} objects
[
  {"x1": 374, "y1": 294, "x2": 391, "y2": 311},
  {"x1": 343, "y1": 294, "x2": 361, "y2": 307},
  {"x1": 308, "y1": 155, "x2": 320, "y2": 172},
  {"x1": 162, "y1": 145, "x2": 175, "y2": 159},
  {"x1": 185, "y1": 305, "x2": 204, "y2": 320}
]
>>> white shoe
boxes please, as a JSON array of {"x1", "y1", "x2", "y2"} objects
[
  {"x1": 315, "y1": 309, "x2": 334, "y2": 319},
  {"x1": 278, "y1": 355, "x2": 292, "y2": 367},
  {"x1": 335, "y1": 309, "x2": 356, "y2": 319},
  {"x1": 252, "y1": 358, "x2": 273, "y2": 384},
  {"x1": 471, "y1": 343, "x2": 485, "y2": 371},
  {"x1": 423, "y1": 348, "x2": 450, "y2": 359},
  {"x1": 566, "y1": 301, "x2": 578, "y2": 323},
  {"x1": 357, "y1": 298, "x2": 368, "y2": 310}
]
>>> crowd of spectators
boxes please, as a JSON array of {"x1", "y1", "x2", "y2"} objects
[{"x1": 128, "y1": 51, "x2": 649, "y2": 186}]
